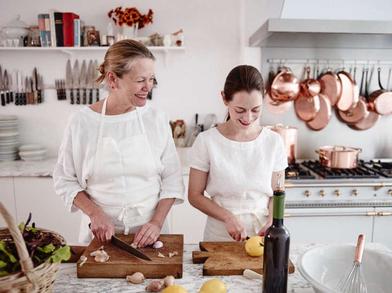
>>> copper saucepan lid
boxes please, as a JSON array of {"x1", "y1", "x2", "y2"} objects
[
  {"x1": 318, "y1": 69, "x2": 342, "y2": 106},
  {"x1": 336, "y1": 70, "x2": 359, "y2": 112},
  {"x1": 337, "y1": 67, "x2": 369, "y2": 124},
  {"x1": 306, "y1": 93, "x2": 332, "y2": 131},
  {"x1": 295, "y1": 65, "x2": 321, "y2": 122}
]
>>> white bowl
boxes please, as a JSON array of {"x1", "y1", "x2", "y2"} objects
[{"x1": 298, "y1": 244, "x2": 392, "y2": 293}]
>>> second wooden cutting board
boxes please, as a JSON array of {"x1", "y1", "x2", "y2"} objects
[
  {"x1": 77, "y1": 234, "x2": 183, "y2": 278},
  {"x1": 192, "y1": 241, "x2": 295, "y2": 276}
]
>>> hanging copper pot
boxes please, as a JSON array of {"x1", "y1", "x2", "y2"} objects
[
  {"x1": 338, "y1": 67, "x2": 369, "y2": 124},
  {"x1": 316, "y1": 145, "x2": 362, "y2": 169},
  {"x1": 318, "y1": 69, "x2": 342, "y2": 106},
  {"x1": 270, "y1": 67, "x2": 300, "y2": 102},
  {"x1": 306, "y1": 93, "x2": 332, "y2": 131},
  {"x1": 265, "y1": 66, "x2": 293, "y2": 114},
  {"x1": 294, "y1": 65, "x2": 321, "y2": 121},
  {"x1": 367, "y1": 67, "x2": 392, "y2": 115},
  {"x1": 269, "y1": 124, "x2": 298, "y2": 164},
  {"x1": 336, "y1": 70, "x2": 359, "y2": 112},
  {"x1": 350, "y1": 67, "x2": 380, "y2": 130}
]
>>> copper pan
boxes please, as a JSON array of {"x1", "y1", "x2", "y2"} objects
[
  {"x1": 316, "y1": 145, "x2": 361, "y2": 169},
  {"x1": 338, "y1": 67, "x2": 369, "y2": 124},
  {"x1": 306, "y1": 93, "x2": 332, "y2": 131},
  {"x1": 367, "y1": 67, "x2": 392, "y2": 115},
  {"x1": 265, "y1": 66, "x2": 293, "y2": 114},
  {"x1": 270, "y1": 67, "x2": 300, "y2": 102},
  {"x1": 350, "y1": 68, "x2": 380, "y2": 130},
  {"x1": 318, "y1": 69, "x2": 342, "y2": 106},
  {"x1": 336, "y1": 70, "x2": 359, "y2": 111},
  {"x1": 294, "y1": 65, "x2": 321, "y2": 121}
]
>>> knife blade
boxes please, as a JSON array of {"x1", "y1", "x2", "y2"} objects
[
  {"x1": 79, "y1": 60, "x2": 87, "y2": 104},
  {"x1": 87, "y1": 60, "x2": 94, "y2": 104},
  {"x1": 73, "y1": 59, "x2": 80, "y2": 104},
  {"x1": 65, "y1": 59, "x2": 73, "y2": 101},
  {"x1": 111, "y1": 235, "x2": 152, "y2": 261}
]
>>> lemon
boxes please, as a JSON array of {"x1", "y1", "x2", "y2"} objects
[
  {"x1": 199, "y1": 278, "x2": 227, "y2": 293},
  {"x1": 162, "y1": 285, "x2": 188, "y2": 293},
  {"x1": 245, "y1": 236, "x2": 264, "y2": 257}
]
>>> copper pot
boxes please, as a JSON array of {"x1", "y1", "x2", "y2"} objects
[
  {"x1": 270, "y1": 68, "x2": 300, "y2": 102},
  {"x1": 269, "y1": 124, "x2": 298, "y2": 164},
  {"x1": 316, "y1": 146, "x2": 362, "y2": 169}
]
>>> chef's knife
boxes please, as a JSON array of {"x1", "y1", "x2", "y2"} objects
[
  {"x1": 32, "y1": 68, "x2": 38, "y2": 104},
  {"x1": 94, "y1": 60, "x2": 100, "y2": 102},
  {"x1": 87, "y1": 60, "x2": 94, "y2": 104},
  {"x1": 111, "y1": 235, "x2": 152, "y2": 261},
  {"x1": 37, "y1": 74, "x2": 43, "y2": 103},
  {"x1": 73, "y1": 59, "x2": 79, "y2": 104},
  {"x1": 65, "y1": 60, "x2": 73, "y2": 101},
  {"x1": 79, "y1": 60, "x2": 87, "y2": 104},
  {"x1": 4, "y1": 70, "x2": 10, "y2": 104}
]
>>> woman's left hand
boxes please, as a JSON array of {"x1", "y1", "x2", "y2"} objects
[
  {"x1": 258, "y1": 219, "x2": 272, "y2": 236},
  {"x1": 133, "y1": 221, "x2": 162, "y2": 248}
]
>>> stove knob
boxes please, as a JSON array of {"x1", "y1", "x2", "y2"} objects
[
  {"x1": 319, "y1": 190, "x2": 325, "y2": 197},
  {"x1": 352, "y1": 189, "x2": 358, "y2": 196},
  {"x1": 334, "y1": 189, "x2": 340, "y2": 197},
  {"x1": 388, "y1": 189, "x2": 392, "y2": 196},
  {"x1": 304, "y1": 190, "x2": 311, "y2": 197}
]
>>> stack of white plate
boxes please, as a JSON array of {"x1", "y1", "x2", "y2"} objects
[
  {"x1": 18, "y1": 144, "x2": 47, "y2": 161},
  {"x1": 0, "y1": 115, "x2": 19, "y2": 161}
]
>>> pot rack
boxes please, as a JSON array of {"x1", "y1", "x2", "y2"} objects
[{"x1": 266, "y1": 58, "x2": 392, "y2": 66}]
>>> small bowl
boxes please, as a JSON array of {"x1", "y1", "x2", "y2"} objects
[{"x1": 298, "y1": 244, "x2": 392, "y2": 293}]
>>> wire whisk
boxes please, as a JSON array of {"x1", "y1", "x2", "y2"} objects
[{"x1": 335, "y1": 234, "x2": 368, "y2": 293}]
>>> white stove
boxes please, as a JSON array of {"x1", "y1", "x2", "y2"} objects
[{"x1": 283, "y1": 160, "x2": 392, "y2": 248}]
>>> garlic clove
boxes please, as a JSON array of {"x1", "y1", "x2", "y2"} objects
[
  {"x1": 79, "y1": 255, "x2": 88, "y2": 267},
  {"x1": 157, "y1": 252, "x2": 165, "y2": 258},
  {"x1": 146, "y1": 280, "x2": 165, "y2": 292},
  {"x1": 163, "y1": 275, "x2": 175, "y2": 287},
  {"x1": 152, "y1": 240, "x2": 163, "y2": 249},
  {"x1": 168, "y1": 251, "x2": 178, "y2": 258},
  {"x1": 126, "y1": 272, "x2": 145, "y2": 284}
]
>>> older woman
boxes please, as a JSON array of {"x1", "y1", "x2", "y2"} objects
[{"x1": 53, "y1": 40, "x2": 184, "y2": 247}]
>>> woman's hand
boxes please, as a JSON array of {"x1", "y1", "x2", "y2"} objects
[
  {"x1": 224, "y1": 214, "x2": 246, "y2": 241},
  {"x1": 133, "y1": 221, "x2": 162, "y2": 248},
  {"x1": 258, "y1": 219, "x2": 272, "y2": 236},
  {"x1": 89, "y1": 209, "x2": 115, "y2": 243}
]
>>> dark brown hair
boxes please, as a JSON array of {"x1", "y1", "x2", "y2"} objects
[
  {"x1": 96, "y1": 39, "x2": 155, "y2": 84},
  {"x1": 223, "y1": 65, "x2": 264, "y2": 101}
]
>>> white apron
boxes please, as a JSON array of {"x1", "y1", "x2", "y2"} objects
[
  {"x1": 203, "y1": 196, "x2": 269, "y2": 241},
  {"x1": 79, "y1": 98, "x2": 169, "y2": 243}
]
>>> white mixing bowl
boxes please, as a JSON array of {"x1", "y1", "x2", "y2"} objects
[{"x1": 298, "y1": 244, "x2": 392, "y2": 293}]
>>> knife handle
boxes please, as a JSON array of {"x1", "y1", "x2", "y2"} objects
[
  {"x1": 76, "y1": 88, "x2": 80, "y2": 104},
  {"x1": 10, "y1": 92, "x2": 14, "y2": 103},
  {"x1": 82, "y1": 89, "x2": 86, "y2": 104},
  {"x1": 70, "y1": 89, "x2": 74, "y2": 104},
  {"x1": 88, "y1": 89, "x2": 93, "y2": 104},
  {"x1": 1, "y1": 93, "x2": 5, "y2": 106},
  {"x1": 22, "y1": 93, "x2": 27, "y2": 105},
  {"x1": 95, "y1": 88, "x2": 100, "y2": 102},
  {"x1": 37, "y1": 90, "x2": 42, "y2": 103},
  {"x1": 5, "y1": 92, "x2": 10, "y2": 104}
]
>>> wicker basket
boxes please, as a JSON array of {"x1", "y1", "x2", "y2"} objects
[{"x1": 0, "y1": 202, "x2": 65, "y2": 292}]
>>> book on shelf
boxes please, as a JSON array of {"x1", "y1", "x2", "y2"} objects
[
  {"x1": 63, "y1": 12, "x2": 80, "y2": 46},
  {"x1": 37, "y1": 14, "x2": 51, "y2": 47},
  {"x1": 47, "y1": 11, "x2": 80, "y2": 47}
]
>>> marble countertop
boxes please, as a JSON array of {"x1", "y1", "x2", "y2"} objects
[{"x1": 53, "y1": 243, "x2": 320, "y2": 293}]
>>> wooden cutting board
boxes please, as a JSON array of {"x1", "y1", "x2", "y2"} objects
[
  {"x1": 77, "y1": 234, "x2": 183, "y2": 278},
  {"x1": 192, "y1": 241, "x2": 295, "y2": 276}
]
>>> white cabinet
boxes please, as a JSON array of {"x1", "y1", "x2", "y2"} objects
[
  {"x1": 285, "y1": 208, "x2": 374, "y2": 245},
  {"x1": 13, "y1": 177, "x2": 81, "y2": 243},
  {"x1": 170, "y1": 175, "x2": 207, "y2": 244},
  {"x1": 373, "y1": 208, "x2": 392, "y2": 249},
  {"x1": 0, "y1": 177, "x2": 16, "y2": 227}
]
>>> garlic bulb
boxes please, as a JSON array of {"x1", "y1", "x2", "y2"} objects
[
  {"x1": 126, "y1": 272, "x2": 145, "y2": 284},
  {"x1": 153, "y1": 240, "x2": 163, "y2": 249},
  {"x1": 146, "y1": 280, "x2": 165, "y2": 292},
  {"x1": 163, "y1": 275, "x2": 175, "y2": 287}
]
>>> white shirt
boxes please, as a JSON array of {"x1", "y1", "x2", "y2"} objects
[
  {"x1": 53, "y1": 105, "x2": 184, "y2": 213},
  {"x1": 190, "y1": 126, "x2": 288, "y2": 201}
]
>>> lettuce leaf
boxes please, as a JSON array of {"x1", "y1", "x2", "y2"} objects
[{"x1": 48, "y1": 246, "x2": 71, "y2": 263}]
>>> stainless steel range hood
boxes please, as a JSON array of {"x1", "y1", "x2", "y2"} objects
[{"x1": 249, "y1": 18, "x2": 392, "y2": 49}]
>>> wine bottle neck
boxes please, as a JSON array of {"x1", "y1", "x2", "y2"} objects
[
  {"x1": 272, "y1": 218, "x2": 284, "y2": 226},
  {"x1": 272, "y1": 191, "x2": 285, "y2": 220}
]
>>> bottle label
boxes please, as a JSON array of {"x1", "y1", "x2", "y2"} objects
[{"x1": 273, "y1": 192, "x2": 285, "y2": 220}]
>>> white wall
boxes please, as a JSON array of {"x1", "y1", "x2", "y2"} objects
[
  {"x1": 1, "y1": 0, "x2": 392, "y2": 160},
  {"x1": 0, "y1": 0, "x2": 241, "y2": 156}
]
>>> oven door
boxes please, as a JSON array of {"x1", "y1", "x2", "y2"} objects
[
  {"x1": 373, "y1": 207, "x2": 392, "y2": 249},
  {"x1": 285, "y1": 207, "x2": 374, "y2": 244}
]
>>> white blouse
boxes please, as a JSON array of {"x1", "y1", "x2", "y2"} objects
[
  {"x1": 190, "y1": 127, "x2": 288, "y2": 201},
  {"x1": 53, "y1": 105, "x2": 184, "y2": 213}
]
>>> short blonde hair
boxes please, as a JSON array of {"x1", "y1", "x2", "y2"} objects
[{"x1": 96, "y1": 39, "x2": 155, "y2": 84}]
